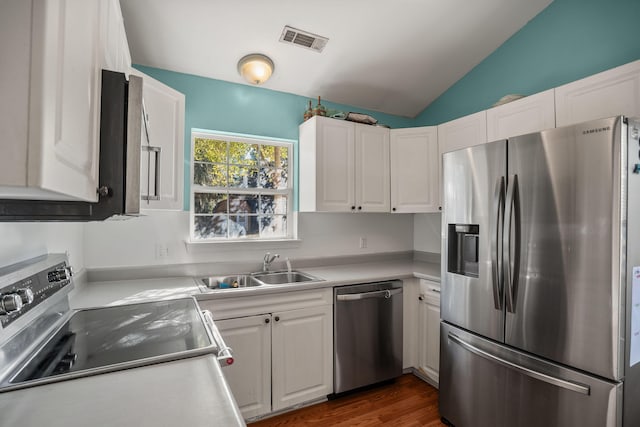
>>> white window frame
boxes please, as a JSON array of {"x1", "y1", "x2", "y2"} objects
[{"x1": 189, "y1": 130, "x2": 295, "y2": 242}]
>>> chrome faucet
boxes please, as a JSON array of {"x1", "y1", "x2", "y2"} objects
[{"x1": 263, "y1": 252, "x2": 279, "y2": 272}]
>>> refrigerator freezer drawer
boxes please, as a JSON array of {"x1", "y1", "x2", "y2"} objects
[{"x1": 440, "y1": 322, "x2": 622, "y2": 427}]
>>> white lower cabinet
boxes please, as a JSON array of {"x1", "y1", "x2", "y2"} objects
[
  {"x1": 200, "y1": 289, "x2": 333, "y2": 420},
  {"x1": 418, "y1": 280, "x2": 441, "y2": 386},
  {"x1": 271, "y1": 305, "x2": 333, "y2": 411},
  {"x1": 216, "y1": 315, "x2": 272, "y2": 419}
]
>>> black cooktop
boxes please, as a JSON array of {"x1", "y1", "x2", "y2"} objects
[{"x1": 10, "y1": 298, "x2": 212, "y2": 385}]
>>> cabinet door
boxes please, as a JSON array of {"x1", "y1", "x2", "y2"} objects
[
  {"x1": 316, "y1": 118, "x2": 355, "y2": 212},
  {"x1": 27, "y1": 0, "x2": 101, "y2": 201},
  {"x1": 437, "y1": 111, "x2": 487, "y2": 155},
  {"x1": 402, "y1": 278, "x2": 420, "y2": 369},
  {"x1": 272, "y1": 305, "x2": 333, "y2": 411},
  {"x1": 390, "y1": 127, "x2": 439, "y2": 213},
  {"x1": 216, "y1": 315, "x2": 272, "y2": 420},
  {"x1": 133, "y1": 70, "x2": 185, "y2": 210},
  {"x1": 100, "y1": 0, "x2": 130, "y2": 74},
  {"x1": 355, "y1": 125, "x2": 390, "y2": 212},
  {"x1": 555, "y1": 60, "x2": 640, "y2": 127},
  {"x1": 419, "y1": 286, "x2": 441, "y2": 386},
  {"x1": 486, "y1": 89, "x2": 555, "y2": 141}
]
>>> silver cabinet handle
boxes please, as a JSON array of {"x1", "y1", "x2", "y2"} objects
[
  {"x1": 336, "y1": 288, "x2": 402, "y2": 301},
  {"x1": 142, "y1": 145, "x2": 161, "y2": 201},
  {"x1": 448, "y1": 332, "x2": 590, "y2": 395},
  {"x1": 503, "y1": 174, "x2": 521, "y2": 313},
  {"x1": 491, "y1": 176, "x2": 505, "y2": 310},
  {"x1": 201, "y1": 310, "x2": 234, "y2": 366}
]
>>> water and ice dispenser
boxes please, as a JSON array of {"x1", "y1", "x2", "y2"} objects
[{"x1": 447, "y1": 224, "x2": 479, "y2": 278}]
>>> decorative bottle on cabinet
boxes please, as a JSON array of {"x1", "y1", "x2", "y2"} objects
[
  {"x1": 313, "y1": 96, "x2": 327, "y2": 117},
  {"x1": 304, "y1": 100, "x2": 313, "y2": 121}
]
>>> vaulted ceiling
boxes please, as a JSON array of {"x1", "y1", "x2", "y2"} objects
[{"x1": 120, "y1": 0, "x2": 553, "y2": 117}]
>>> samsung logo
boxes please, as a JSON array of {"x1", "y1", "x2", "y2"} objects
[{"x1": 583, "y1": 126, "x2": 611, "y2": 135}]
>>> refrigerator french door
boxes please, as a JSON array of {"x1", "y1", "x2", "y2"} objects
[{"x1": 440, "y1": 116, "x2": 640, "y2": 427}]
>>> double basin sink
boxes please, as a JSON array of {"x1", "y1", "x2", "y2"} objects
[{"x1": 199, "y1": 270, "x2": 322, "y2": 290}]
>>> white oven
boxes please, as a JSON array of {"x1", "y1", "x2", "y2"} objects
[{"x1": 0, "y1": 254, "x2": 243, "y2": 426}]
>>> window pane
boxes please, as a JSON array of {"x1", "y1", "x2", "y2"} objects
[
  {"x1": 194, "y1": 215, "x2": 227, "y2": 239},
  {"x1": 260, "y1": 145, "x2": 289, "y2": 169},
  {"x1": 194, "y1": 193, "x2": 227, "y2": 214},
  {"x1": 229, "y1": 194, "x2": 258, "y2": 214},
  {"x1": 260, "y1": 167, "x2": 288, "y2": 189},
  {"x1": 230, "y1": 215, "x2": 259, "y2": 238},
  {"x1": 194, "y1": 138, "x2": 227, "y2": 163},
  {"x1": 260, "y1": 215, "x2": 287, "y2": 238},
  {"x1": 229, "y1": 142, "x2": 258, "y2": 166},
  {"x1": 194, "y1": 163, "x2": 227, "y2": 187},
  {"x1": 229, "y1": 166, "x2": 258, "y2": 188},
  {"x1": 260, "y1": 195, "x2": 287, "y2": 214}
]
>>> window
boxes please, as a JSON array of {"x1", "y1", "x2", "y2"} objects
[{"x1": 190, "y1": 131, "x2": 293, "y2": 241}]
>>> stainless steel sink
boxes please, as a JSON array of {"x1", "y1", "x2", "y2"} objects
[
  {"x1": 199, "y1": 274, "x2": 261, "y2": 290},
  {"x1": 198, "y1": 270, "x2": 322, "y2": 290},
  {"x1": 251, "y1": 270, "x2": 321, "y2": 285}
]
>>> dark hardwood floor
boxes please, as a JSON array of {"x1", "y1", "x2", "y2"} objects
[{"x1": 249, "y1": 374, "x2": 446, "y2": 426}]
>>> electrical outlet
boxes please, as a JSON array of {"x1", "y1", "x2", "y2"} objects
[
  {"x1": 155, "y1": 243, "x2": 170, "y2": 259},
  {"x1": 359, "y1": 237, "x2": 367, "y2": 249}
]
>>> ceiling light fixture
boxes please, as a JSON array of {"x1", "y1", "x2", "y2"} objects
[{"x1": 237, "y1": 53, "x2": 274, "y2": 85}]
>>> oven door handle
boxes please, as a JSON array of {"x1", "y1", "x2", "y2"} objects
[{"x1": 202, "y1": 310, "x2": 234, "y2": 366}]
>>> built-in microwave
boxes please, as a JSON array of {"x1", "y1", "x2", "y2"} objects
[{"x1": 0, "y1": 70, "x2": 143, "y2": 221}]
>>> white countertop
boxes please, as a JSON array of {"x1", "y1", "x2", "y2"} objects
[
  {"x1": 71, "y1": 260, "x2": 440, "y2": 307},
  {"x1": 0, "y1": 355, "x2": 245, "y2": 427},
  {"x1": 71, "y1": 276, "x2": 199, "y2": 309}
]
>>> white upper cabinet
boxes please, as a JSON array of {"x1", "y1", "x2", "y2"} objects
[
  {"x1": 555, "y1": 60, "x2": 640, "y2": 127},
  {"x1": 355, "y1": 125, "x2": 390, "y2": 212},
  {"x1": 437, "y1": 110, "x2": 488, "y2": 155},
  {"x1": 0, "y1": 0, "x2": 102, "y2": 201},
  {"x1": 100, "y1": 0, "x2": 131, "y2": 74},
  {"x1": 486, "y1": 89, "x2": 555, "y2": 141},
  {"x1": 130, "y1": 70, "x2": 185, "y2": 210},
  {"x1": 390, "y1": 127, "x2": 439, "y2": 213},
  {"x1": 299, "y1": 116, "x2": 389, "y2": 212}
]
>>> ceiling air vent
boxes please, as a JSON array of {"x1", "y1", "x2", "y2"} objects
[{"x1": 279, "y1": 26, "x2": 328, "y2": 53}]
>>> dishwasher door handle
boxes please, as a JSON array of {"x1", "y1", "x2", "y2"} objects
[{"x1": 336, "y1": 288, "x2": 402, "y2": 301}]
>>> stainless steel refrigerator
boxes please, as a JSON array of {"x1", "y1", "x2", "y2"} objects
[{"x1": 440, "y1": 116, "x2": 640, "y2": 427}]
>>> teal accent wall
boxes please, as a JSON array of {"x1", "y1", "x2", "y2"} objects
[
  {"x1": 133, "y1": 65, "x2": 415, "y2": 210},
  {"x1": 137, "y1": 0, "x2": 640, "y2": 210},
  {"x1": 415, "y1": 0, "x2": 640, "y2": 125}
]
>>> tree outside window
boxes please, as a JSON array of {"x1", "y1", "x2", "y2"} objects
[{"x1": 190, "y1": 132, "x2": 293, "y2": 240}]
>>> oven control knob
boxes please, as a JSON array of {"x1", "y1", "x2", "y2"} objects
[
  {"x1": 16, "y1": 288, "x2": 34, "y2": 305},
  {"x1": 0, "y1": 294, "x2": 23, "y2": 315}
]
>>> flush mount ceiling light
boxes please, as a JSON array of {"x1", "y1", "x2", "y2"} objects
[{"x1": 237, "y1": 53, "x2": 274, "y2": 85}]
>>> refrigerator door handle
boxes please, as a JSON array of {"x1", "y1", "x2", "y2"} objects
[
  {"x1": 448, "y1": 332, "x2": 591, "y2": 395},
  {"x1": 504, "y1": 174, "x2": 521, "y2": 313},
  {"x1": 491, "y1": 176, "x2": 505, "y2": 310}
]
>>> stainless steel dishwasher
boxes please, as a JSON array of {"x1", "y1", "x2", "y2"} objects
[{"x1": 334, "y1": 281, "x2": 403, "y2": 394}]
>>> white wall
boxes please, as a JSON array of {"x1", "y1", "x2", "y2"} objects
[
  {"x1": 0, "y1": 212, "x2": 440, "y2": 272},
  {"x1": 83, "y1": 211, "x2": 414, "y2": 269},
  {"x1": 413, "y1": 213, "x2": 441, "y2": 253},
  {"x1": 0, "y1": 223, "x2": 85, "y2": 270}
]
